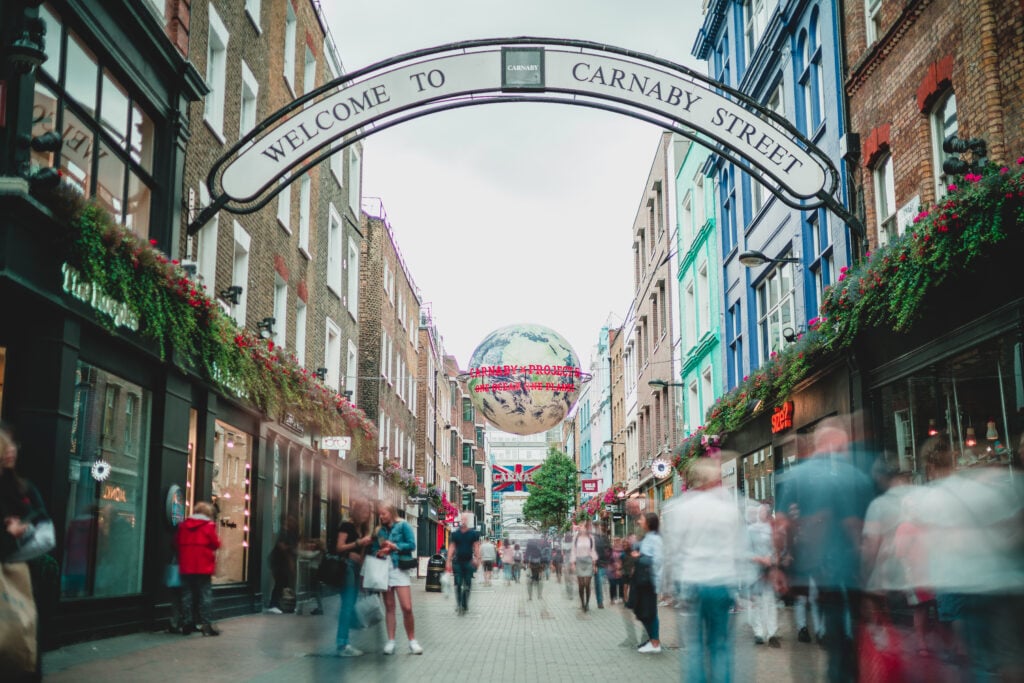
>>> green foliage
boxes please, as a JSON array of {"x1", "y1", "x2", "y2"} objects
[
  {"x1": 41, "y1": 185, "x2": 379, "y2": 463},
  {"x1": 673, "y1": 159, "x2": 1024, "y2": 473},
  {"x1": 522, "y1": 448, "x2": 579, "y2": 529}
]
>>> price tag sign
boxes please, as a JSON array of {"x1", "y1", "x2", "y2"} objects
[{"x1": 322, "y1": 436, "x2": 351, "y2": 451}]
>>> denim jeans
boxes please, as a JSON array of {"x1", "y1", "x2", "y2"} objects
[
  {"x1": 594, "y1": 566, "x2": 607, "y2": 606},
  {"x1": 335, "y1": 565, "x2": 358, "y2": 649},
  {"x1": 453, "y1": 560, "x2": 475, "y2": 611},
  {"x1": 683, "y1": 584, "x2": 735, "y2": 683},
  {"x1": 180, "y1": 574, "x2": 213, "y2": 626}
]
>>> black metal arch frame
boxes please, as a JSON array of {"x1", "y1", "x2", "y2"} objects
[{"x1": 188, "y1": 37, "x2": 862, "y2": 239}]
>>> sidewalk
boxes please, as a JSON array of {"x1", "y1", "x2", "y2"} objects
[{"x1": 42, "y1": 573, "x2": 825, "y2": 682}]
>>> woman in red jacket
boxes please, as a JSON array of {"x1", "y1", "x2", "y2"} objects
[{"x1": 175, "y1": 501, "x2": 221, "y2": 636}]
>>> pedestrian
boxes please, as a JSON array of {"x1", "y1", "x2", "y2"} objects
[
  {"x1": 607, "y1": 537, "x2": 623, "y2": 604},
  {"x1": 479, "y1": 536, "x2": 497, "y2": 587},
  {"x1": 175, "y1": 501, "x2": 222, "y2": 636},
  {"x1": 1, "y1": 423, "x2": 55, "y2": 681},
  {"x1": 620, "y1": 532, "x2": 638, "y2": 605},
  {"x1": 594, "y1": 523, "x2": 612, "y2": 608},
  {"x1": 501, "y1": 541, "x2": 515, "y2": 585},
  {"x1": 540, "y1": 537, "x2": 552, "y2": 581},
  {"x1": 562, "y1": 532, "x2": 575, "y2": 599},
  {"x1": 662, "y1": 457, "x2": 753, "y2": 682},
  {"x1": 570, "y1": 519, "x2": 598, "y2": 612},
  {"x1": 551, "y1": 539, "x2": 564, "y2": 582},
  {"x1": 747, "y1": 502, "x2": 781, "y2": 647},
  {"x1": 299, "y1": 539, "x2": 326, "y2": 616},
  {"x1": 267, "y1": 514, "x2": 298, "y2": 614},
  {"x1": 334, "y1": 496, "x2": 373, "y2": 657},
  {"x1": 446, "y1": 512, "x2": 480, "y2": 616},
  {"x1": 630, "y1": 512, "x2": 663, "y2": 653},
  {"x1": 512, "y1": 543, "x2": 523, "y2": 583},
  {"x1": 373, "y1": 503, "x2": 423, "y2": 655},
  {"x1": 525, "y1": 537, "x2": 544, "y2": 600}
]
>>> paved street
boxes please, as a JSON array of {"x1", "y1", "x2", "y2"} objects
[{"x1": 42, "y1": 574, "x2": 829, "y2": 682}]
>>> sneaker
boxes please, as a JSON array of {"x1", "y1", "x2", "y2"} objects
[
  {"x1": 267, "y1": 607, "x2": 283, "y2": 615},
  {"x1": 408, "y1": 640, "x2": 424, "y2": 655},
  {"x1": 382, "y1": 641, "x2": 395, "y2": 655},
  {"x1": 636, "y1": 640, "x2": 650, "y2": 650},
  {"x1": 638, "y1": 642, "x2": 662, "y2": 654},
  {"x1": 798, "y1": 627, "x2": 811, "y2": 643},
  {"x1": 754, "y1": 636, "x2": 765, "y2": 645},
  {"x1": 338, "y1": 645, "x2": 363, "y2": 658}
]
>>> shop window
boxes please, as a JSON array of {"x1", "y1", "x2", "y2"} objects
[
  {"x1": 319, "y1": 467, "x2": 329, "y2": 543},
  {"x1": 212, "y1": 421, "x2": 251, "y2": 584},
  {"x1": 62, "y1": 362, "x2": 151, "y2": 598},
  {"x1": 272, "y1": 442, "x2": 283, "y2": 538},
  {"x1": 187, "y1": 409, "x2": 199, "y2": 515},
  {"x1": 35, "y1": 5, "x2": 156, "y2": 236}
]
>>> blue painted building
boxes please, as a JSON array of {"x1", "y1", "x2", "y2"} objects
[{"x1": 694, "y1": 0, "x2": 854, "y2": 392}]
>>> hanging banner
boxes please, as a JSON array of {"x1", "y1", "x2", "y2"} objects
[
  {"x1": 581, "y1": 479, "x2": 600, "y2": 494},
  {"x1": 492, "y1": 463, "x2": 541, "y2": 492}
]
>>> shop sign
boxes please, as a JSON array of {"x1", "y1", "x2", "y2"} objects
[
  {"x1": 282, "y1": 412, "x2": 304, "y2": 435},
  {"x1": 492, "y1": 463, "x2": 540, "y2": 492},
  {"x1": 502, "y1": 47, "x2": 544, "y2": 89},
  {"x1": 581, "y1": 479, "x2": 600, "y2": 494},
  {"x1": 101, "y1": 484, "x2": 128, "y2": 503},
  {"x1": 771, "y1": 401, "x2": 795, "y2": 433},
  {"x1": 322, "y1": 435, "x2": 351, "y2": 451},
  {"x1": 61, "y1": 263, "x2": 140, "y2": 331}
]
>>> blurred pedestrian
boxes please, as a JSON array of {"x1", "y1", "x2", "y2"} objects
[
  {"x1": 540, "y1": 537, "x2": 552, "y2": 581},
  {"x1": 479, "y1": 536, "x2": 497, "y2": 587},
  {"x1": 175, "y1": 501, "x2": 221, "y2": 636},
  {"x1": 501, "y1": 541, "x2": 515, "y2": 585},
  {"x1": 334, "y1": 497, "x2": 372, "y2": 657},
  {"x1": 747, "y1": 502, "x2": 780, "y2": 647},
  {"x1": 1, "y1": 423, "x2": 54, "y2": 681},
  {"x1": 525, "y1": 537, "x2": 544, "y2": 600},
  {"x1": 594, "y1": 523, "x2": 612, "y2": 609},
  {"x1": 631, "y1": 512, "x2": 663, "y2": 653},
  {"x1": 551, "y1": 538, "x2": 564, "y2": 582},
  {"x1": 620, "y1": 532, "x2": 638, "y2": 605},
  {"x1": 512, "y1": 543, "x2": 523, "y2": 583},
  {"x1": 570, "y1": 519, "x2": 598, "y2": 612},
  {"x1": 373, "y1": 503, "x2": 422, "y2": 655},
  {"x1": 663, "y1": 457, "x2": 753, "y2": 682},
  {"x1": 267, "y1": 514, "x2": 298, "y2": 614},
  {"x1": 562, "y1": 532, "x2": 575, "y2": 599},
  {"x1": 446, "y1": 512, "x2": 480, "y2": 616},
  {"x1": 607, "y1": 537, "x2": 624, "y2": 605}
]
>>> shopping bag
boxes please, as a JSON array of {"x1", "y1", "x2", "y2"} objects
[
  {"x1": 164, "y1": 562, "x2": 181, "y2": 588},
  {"x1": 354, "y1": 592, "x2": 384, "y2": 629},
  {"x1": 361, "y1": 555, "x2": 390, "y2": 592},
  {"x1": 441, "y1": 571, "x2": 451, "y2": 598},
  {"x1": 858, "y1": 618, "x2": 906, "y2": 683},
  {"x1": 0, "y1": 563, "x2": 38, "y2": 674}
]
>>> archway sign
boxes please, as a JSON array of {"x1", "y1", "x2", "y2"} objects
[{"x1": 188, "y1": 38, "x2": 862, "y2": 238}]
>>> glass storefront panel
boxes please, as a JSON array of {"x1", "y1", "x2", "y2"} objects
[
  {"x1": 62, "y1": 361, "x2": 150, "y2": 599},
  {"x1": 875, "y1": 333, "x2": 1023, "y2": 481},
  {"x1": 211, "y1": 421, "x2": 251, "y2": 584}
]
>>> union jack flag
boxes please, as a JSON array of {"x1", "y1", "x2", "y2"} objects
[{"x1": 491, "y1": 463, "x2": 541, "y2": 493}]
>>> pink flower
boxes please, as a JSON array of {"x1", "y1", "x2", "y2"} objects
[
  {"x1": 913, "y1": 210, "x2": 929, "y2": 224},
  {"x1": 1017, "y1": 157, "x2": 1024, "y2": 165},
  {"x1": 1000, "y1": 167, "x2": 1009, "y2": 175},
  {"x1": 964, "y1": 173, "x2": 982, "y2": 183},
  {"x1": 947, "y1": 183, "x2": 958, "y2": 192}
]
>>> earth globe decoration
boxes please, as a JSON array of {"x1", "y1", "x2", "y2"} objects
[{"x1": 463, "y1": 323, "x2": 590, "y2": 436}]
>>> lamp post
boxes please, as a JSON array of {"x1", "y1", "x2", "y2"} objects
[{"x1": 737, "y1": 250, "x2": 800, "y2": 268}]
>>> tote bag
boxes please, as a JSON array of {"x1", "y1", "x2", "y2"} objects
[
  {"x1": 361, "y1": 555, "x2": 390, "y2": 592},
  {"x1": 354, "y1": 592, "x2": 384, "y2": 629},
  {"x1": 0, "y1": 563, "x2": 38, "y2": 674}
]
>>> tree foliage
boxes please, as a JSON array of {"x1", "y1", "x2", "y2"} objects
[{"x1": 522, "y1": 448, "x2": 579, "y2": 531}]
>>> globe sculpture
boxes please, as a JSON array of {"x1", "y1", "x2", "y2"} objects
[{"x1": 466, "y1": 323, "x2": 586, "y2": 436}]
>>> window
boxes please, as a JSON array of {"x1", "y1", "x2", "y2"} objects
[
  {"x1": 239, "y1": 61, "x2": 258, "y2": 138},
  {"x1": 245, "y1": 0, "x2": 261, "y2": 28},
  {"x1": 797, "y1": 18, "x2": 824, "y2": 135},
  {"x1": 462, "y1": 397, "x2": 474, "y2": 422},
  {"x1": 721, "y1": 168, "x2": 736, "y2": 256},
  {"x1": 298, "y1": 174, "x2": 311, "y2": 256},
  {"x1": 273, "y1": 274, "x2": 287, "y2": 349},
  {"x1": 346, "y1": 238, "x2": 359, "y2": 318},
  {"x1": 757, "y1": 263, "x2": 796, "y2": 362},
  {"x1": 384, "y1": 264, "x2": 395, "y2": 304},
  {"x1": 462, "y1": 443, "x2": 472, "y2": 466},
  {"x1": 727, "y1": 302, "x2": 743, "y2": 389},
  {"x1": 283, "y1": 2, "x2": 296, "y2": 91},
  {"x1": 808, "y1": 209, "x2": 833, "y2": 311},
  {"x1": 346, "y1": 341, "x2": 358, "y2": 400},
  {"x1": 303, "y1": 46, "x2": 316, "y2": 97},
  {"x1": 694, "y1": 173, "x2": 706, "y2": 230},
  {"x1": 325, "y1": 318, "x2": 341, "y2": 389},
  {"x1": 688, "y1": 381, "x2": 700, "y2": 433},
  {"x1": 681, "y1": 191, "x2": 694, "y2": 247},
  {"x1": 931, "y1": 91, "x2": 958, "y2": 199},
  {"x1": 327, "y1": 204, "x2": 342, "y2": 295},
  {"x1": 865, "y1": 0, "x2": 882, "y2": 45},
  {"x1": 348, "y1": 149, "x2": 362, "y2": 215},
  {"x1": 34, "y1": 6, "x2": 156, "y2": 236},
  {"x1": 684, "y1": 281, "x2": 696, "y2": 349},
  {"x1": 294, "y1": 300, "x2": 307, "y2": 367},
  {"x1": 380, "y1": 330, "x2": 390, "y2": 382},
  {"x1": 277, "y1": 173, "x2": 292, "y2": 232},
  {"x1": 874, "y1": 153, "x2": 898, "y2": 245},
  {"x1": 204, "y1": 5, "x2": 228, "y2": 138},
  {"x1": 231, "y1": 222, "x2": 251, "y2": 326},
  {"x1": 743, "y1": 0, "x2": 768, "y2": 64},
  {"x1": 760, "y1": 83, "x2": 785, "y2": 206},
  {"x1": 702, "y1": 367, "x2": 714, "y2": 421},
  {"x1": 62, "y1": 362, "x2": 151, "y2": 598},
  {"x1": 330, "y1": 143, "x2": 344, "y2": 186},
  {"x1": 698, "y1": 261, "x2": 710, "y2": 335}
]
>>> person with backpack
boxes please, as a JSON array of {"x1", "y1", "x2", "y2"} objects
[
  {"x1": 570, "y1": 520, "x2": 599, "y2": 612},
  {"x1": 512, "y1": 543, "x2": 523, "y2": 583},
  {"x1": 551, "y1": 541, "x2": 564, "y2": 582},
  {"x1": 540, "y1": 538, "x2": 552, "y2": 581},
  {"x1": 525, "y1": 537, "x2": 544, "y2": 600}
]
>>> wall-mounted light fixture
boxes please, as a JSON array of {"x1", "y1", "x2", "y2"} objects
[
  {"x1": 220, "y1": 285, "x2": 243, "y2": 305},
  {"x1": 738, "y1": 250, "x2": 800, "y2": 268},
  {"x1": 6, "y1": 12, "x2": 47, "y2": 75},
  {"x1": 314, "y1": 367, "x2": 328, "y2": 382},
  {"x1": 648, "y1": 379, "x2": 685, "y2": 389},
  {"x1": 226, "y1": 432, "x2": 235, "y2": 449},
  {"x1": 782, "y1": 326, "x2": 806, "y2": 343},
  {"x1": 256, "y1": 317, "x2": 275, "y2": 339}
]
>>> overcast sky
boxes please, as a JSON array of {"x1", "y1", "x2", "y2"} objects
[{"x1": 323, "y1": 1, "x2": 705, "y2": 368}]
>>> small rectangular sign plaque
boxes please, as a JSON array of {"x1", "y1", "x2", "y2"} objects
[
  {"x1": 322, "y1": 436, "x2": 351, "y2": 451},
  {"x1": 581, "y1": 479, "x2": 600, "y2": 494},
  {"x1": 502, "y1": 47, "x2": 545, "y2": 90}
]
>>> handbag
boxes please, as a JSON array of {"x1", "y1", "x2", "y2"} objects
[
  {"x1": 354, "y1": 592, "x2": 384, "y2": 629},
  {"x1": 317, "y1": 553, "x2": 347, "y2": 587},
  {"x1": 164, "y1": 562, "x2": 181, "y2": 588},
  {"x1": 361, "y1": 555, "x2": 390, "y2": 592},
  {"x1": 0, "y1": 563, "x2": 38, "y2": 674},
  {"x1": 7, "y1": 520, "x2": 56, "y2": 563},
  {"x1": 397, "y1": 556, "x2": 418, "y2": 571}
]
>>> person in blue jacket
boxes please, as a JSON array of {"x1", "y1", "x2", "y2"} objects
[{"x1": 372, "y1": 503, "x2": 422, "y2": 655}]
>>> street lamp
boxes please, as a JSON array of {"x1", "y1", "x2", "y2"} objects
[
  {"x1": 738, "y1": 249, "x2": 800, "y2": 268},
  {"x1": 648, "y1": 379, "x2": 685, "y2": 389}
]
